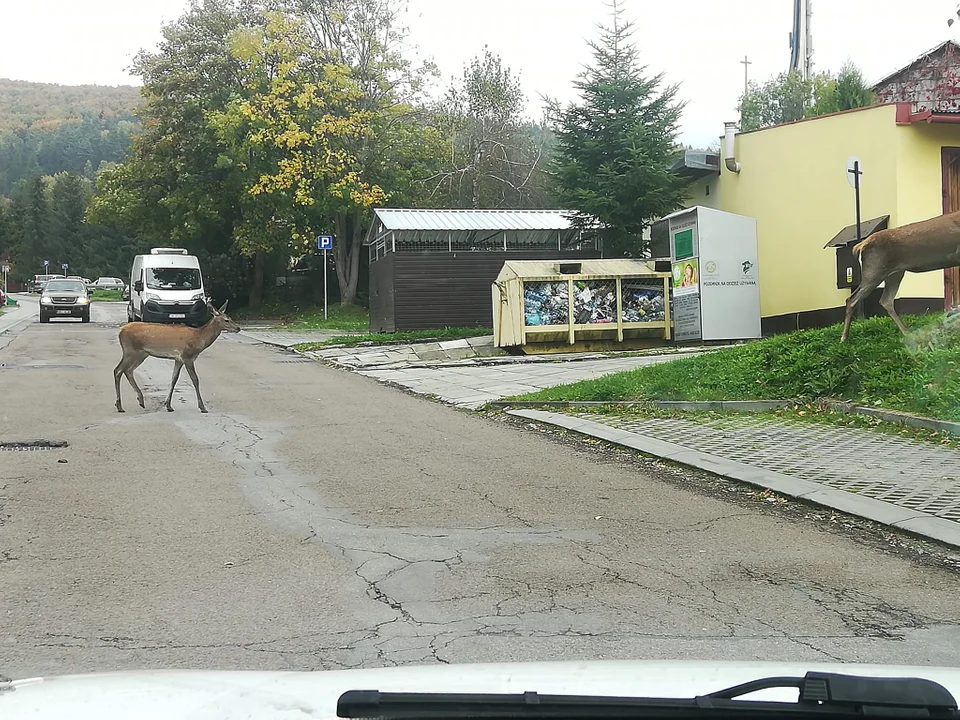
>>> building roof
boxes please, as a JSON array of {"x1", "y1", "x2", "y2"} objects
[
  {"x1": 370, "y1": 208, "x2": 581, "y2": 233},
  {"x1": 670, "y1": 150, "x2": 720, "y2": 178},
  {"x1": 497, "y1": 258, "x2": 664, "y2": 281},
  {"x1": 871, "y1": 39, "x2": 960, "y2": 89}
]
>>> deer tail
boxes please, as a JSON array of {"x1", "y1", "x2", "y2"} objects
[{"x1": 851, "y1": 235, "x2": 874, "y2": 258}]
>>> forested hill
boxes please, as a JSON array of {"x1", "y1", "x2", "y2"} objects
[{"x1": 0, "y1": 79, "x2": 143, "y2": 195}]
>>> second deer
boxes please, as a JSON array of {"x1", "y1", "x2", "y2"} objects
[
  {"x1": 114, "y1": 299, "x2": 241, "y2": 413},
  {"x1": 841, "y1": 210, "x2": 960, "y2": 342}
]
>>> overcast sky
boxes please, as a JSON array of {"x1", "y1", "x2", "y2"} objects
[{"x1": 0, "y1": 0, "x2": 956, "y2": 147}]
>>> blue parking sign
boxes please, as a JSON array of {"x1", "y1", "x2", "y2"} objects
[{"x1": 318, "y1": 235, "x2": 334, "y2": 251}]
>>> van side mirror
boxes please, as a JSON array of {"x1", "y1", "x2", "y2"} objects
[{"x1": 134, "y1": 280, "x2": 143, "y2": 293}]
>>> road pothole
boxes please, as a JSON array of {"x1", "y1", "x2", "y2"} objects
[{"x1": 0, "y1": 440, "x2": 69, "y2": 451}]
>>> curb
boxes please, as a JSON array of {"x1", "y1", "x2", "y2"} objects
[
  {"x1": 823, "y1": 399, "x2": 960, "y2": 436},
  {"x1": 506, "y1": 408, "x2": 960, "y2": 549},
  {"x1": 489, "y1": 399, "x2": 794, "y2": 411}
]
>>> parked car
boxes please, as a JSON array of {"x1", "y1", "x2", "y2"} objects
[
  {"x1": 38, "y1": 278, "x2": 91, "y2": 323},
  {"x1": 28, "y1": 273, "x2": 65, "y2": 293},
  {"x1": 89, "y1": 276, "x2": 127, "y2": 292}
]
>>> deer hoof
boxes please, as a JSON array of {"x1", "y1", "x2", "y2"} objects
[
  {"x1": 117, "y1": 407, "x2": 125, "y2": 413},
  {"x1": 166, "y1": 405, "x2": 174, "y2": 413},
  {"x1": 200, "y1": 407, "x2": 208, "y2": 414}
]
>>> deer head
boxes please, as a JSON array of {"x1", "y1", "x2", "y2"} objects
[{"x1": 207, "y1": 299, "x2": 241, "y2": 333}]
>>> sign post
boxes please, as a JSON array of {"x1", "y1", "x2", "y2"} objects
[
  {"x1": 318, "y1": 235, "x2": 334, "y2": 320},
  {"x1": 43, "y1": 260, "x2": 49, "y2": 272},
  {"x1": 61, "y1": 263, "x2": 68, "y2": 275},
  {"x1": 846, "y1": 156, "x2": 864, "y2": 316},
  {"x1": 1, "y1": 263, "x2": 8, "y2": 298}
]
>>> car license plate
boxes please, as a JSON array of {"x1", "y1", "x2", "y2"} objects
[
  {"x1": 169, "y1": 313, "x2": 185, "y2": 319},
  {"x1": 57, "y1": 309, "x2": 72, "y2": 314}
]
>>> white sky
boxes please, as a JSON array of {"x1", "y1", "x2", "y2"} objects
[{"x1": 0, "y1": 0, "x2": 957, "y2": 148}]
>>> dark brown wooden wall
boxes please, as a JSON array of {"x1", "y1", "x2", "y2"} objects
[
  {"x1": 369, "y1": 251, "x2": 396, "y2": 333},
  {"x1": 370, "y1": 250, "x2": 598, "y2": 332}
]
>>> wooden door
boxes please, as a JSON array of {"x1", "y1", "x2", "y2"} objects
[{"x1": 941, "y1": 147, "x2": 960, "y2": 309}]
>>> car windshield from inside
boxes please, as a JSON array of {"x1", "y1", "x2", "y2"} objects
[
  {"x1": 145, "y1": 267, "x2": 201, "y2": 291},
  {"x1": 44, "y1": 280, "x2": 86, "y2": 294}
]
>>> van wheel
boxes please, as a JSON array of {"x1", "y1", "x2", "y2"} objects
[{"x1": 82, "y1": 310, "x2": 90, "y2": 323}]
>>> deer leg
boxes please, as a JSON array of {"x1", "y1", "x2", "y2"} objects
[
  {"x1": 878, "y1": 270, "x2": 910, "y2": 336},
  {"x1": 183, "y1": 358, "x2": 207, "y2": 413},
  {"x1": 123, "y1": 356, "x2": 147, "y2": 409},
  {"x1": 114, "y1": 353, "x2": 145, "y2": 412},
  {"x1": 840, "y1": 271, "x2": 887, "y2": 343},
  {"x1": 165, "y1": 360, "x2": 184, "y2": 412},
  {"x1": 114, "y1": 359, "x2": 126, "y2": 413}
]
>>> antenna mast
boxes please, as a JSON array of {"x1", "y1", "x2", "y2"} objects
[{"x1": 789, "y1": 0, "x2": 814, "y2": 79}]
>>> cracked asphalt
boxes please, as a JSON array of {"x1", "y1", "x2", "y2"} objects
[{"x1": 3, "y1": 298, "x2": 960, "y2": 680}]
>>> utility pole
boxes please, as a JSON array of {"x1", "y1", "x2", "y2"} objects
[{"x1": 740, "y1": 55, "x2": 752, "y2": 97}]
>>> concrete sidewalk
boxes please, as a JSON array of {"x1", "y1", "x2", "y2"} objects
[{"x1": 508, "y1": 408, "x2": 960, "y2": 548}]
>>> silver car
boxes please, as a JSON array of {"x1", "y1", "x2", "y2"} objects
[{"x1": 39, "y1": 278, "x2": 91, "y2": 323}]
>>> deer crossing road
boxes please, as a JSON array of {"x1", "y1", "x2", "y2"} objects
[{"x1": 2, "y1": 297, "x2": 960, "y2": 679}]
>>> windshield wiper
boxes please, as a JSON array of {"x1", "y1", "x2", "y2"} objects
[{"x1": 337, "y1": 672, "x2": 959, "y2": 720}]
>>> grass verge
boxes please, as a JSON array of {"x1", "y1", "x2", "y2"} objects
[
  {"x1": 293, "y1": 327, "x2": 493, "y2": 352},
  {"x1": 89, "y1": 289, "x2": 123, "y2": 302},
  {"x1": 514, "y1": 313, "x2": 960, "y2": 422},
  {"x1": 231, "y1": 302, "x2": 368, "y2": 331}
]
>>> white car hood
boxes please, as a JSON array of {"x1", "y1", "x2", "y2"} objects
[{"x1": 4, "y1": 660, "x2": 960, "y2": 719}]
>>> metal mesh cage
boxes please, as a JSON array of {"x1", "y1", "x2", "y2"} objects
[
  {"x1": 523, "y1": 281, "x2": 569, "y2": 326},
  {"x1": 621, "y1": 278, "x2": 666, "y2": 323},
  {"x1": 572, "y1": 280, "x2": 617, "y2": 325}
]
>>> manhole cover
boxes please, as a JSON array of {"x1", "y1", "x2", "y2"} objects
[{"x1": 0, "y1": 440, "x2": 69, "y2": 451}]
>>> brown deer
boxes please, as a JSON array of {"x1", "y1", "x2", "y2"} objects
[
  {"x1": 840, "y1": 210, "x2": 960, "y2": 342},
  {"x1": 114, "y1": 299, "x2": 241, "y2": 413}
]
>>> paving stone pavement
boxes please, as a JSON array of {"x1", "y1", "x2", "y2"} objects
[
  {"x1": 356, "y1": 352, "x2": 704, "y2": 409},
  {"x1": 510, "y1": 408, "x2": 960, "y2": 547}
]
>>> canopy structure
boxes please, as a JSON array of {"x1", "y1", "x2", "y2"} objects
[{"x1": 365, "y1": 208, "x2": 602, "y2": 262}]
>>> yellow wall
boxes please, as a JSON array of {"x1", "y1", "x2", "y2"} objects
[
  {"x1": 684, "y1": 175, "x2": 722, "y2": 210},
  {"x1": 894, "y1": 122, "x2": 959, "y2": 298},
  {"x1": 715, "y1": 104, "x2": 906, "y2": 318}
]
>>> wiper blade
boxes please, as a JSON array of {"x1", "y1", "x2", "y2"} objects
[{"x1": 337, "y1": 672, "x2": 959, "y2": 720}]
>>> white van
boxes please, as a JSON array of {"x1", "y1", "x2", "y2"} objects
[{"x1": 128, "y1": 248, "x2": 209, "y2": 325}]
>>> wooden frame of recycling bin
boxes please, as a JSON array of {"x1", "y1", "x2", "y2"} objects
[{"x1": 493, "y1": 259, "x2": 672, "y2": 351}]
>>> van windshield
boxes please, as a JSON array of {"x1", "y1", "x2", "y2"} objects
[{"x1": 146, "y1": 267, "x2": 202, "y2": 290}]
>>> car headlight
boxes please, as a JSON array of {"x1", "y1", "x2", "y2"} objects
[
  {"x1": 77, "y1": 297, "x2": 89, "y2": 305},
  {"x1": 191, "y1": 293, "x2": 204, "y2": 302},
  {"x1": 40, "y1": 296, "x2": 53, "y2": 305},
  {"x1": 144, "y1": 293, "x2": 161, "y2": 302}
]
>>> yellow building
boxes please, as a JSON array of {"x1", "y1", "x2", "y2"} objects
[{"x1": 675, "y1": 102, "x2": 960, "y2": 333}]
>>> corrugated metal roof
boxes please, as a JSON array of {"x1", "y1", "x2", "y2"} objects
[
  {"x1": 497, "y1": 258, "x2": 663, "y2": 280},
  {"x1": 871, "y1": 40, "x2": 960, "y2": 89},
  {"x1": 371, "y1": 208, "x2": 584, "y2": 232}
]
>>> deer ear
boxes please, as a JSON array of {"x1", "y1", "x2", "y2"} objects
[{"x1": 219, "y1": 300, "x2": 228, "y2": 313}]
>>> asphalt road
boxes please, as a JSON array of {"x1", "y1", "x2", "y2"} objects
[{"x1": 3, "y1": 296, "x2": 960, "y2": 680}]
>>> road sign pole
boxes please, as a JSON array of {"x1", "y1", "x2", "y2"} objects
[{"x1": 323, "y1": 249, "x2": 328, "y2": 321}]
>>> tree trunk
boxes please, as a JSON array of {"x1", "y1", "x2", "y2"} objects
[
  {"x1": 248, "y1": 250, "x2": 265, "y2": 310},
  {"x1": 334, "y1": 211, "x2": 361, "y2": 306}
]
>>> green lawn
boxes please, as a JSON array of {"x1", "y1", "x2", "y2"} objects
[
  {"x1": 232, "y1": 302, "x2": 369, "y2": 331},
  {"x1": 515, "y1": 313, "x2": 960, "y2": 422},
  {"x1": 89, "y1": 289, "x2": 123, "y2": 302},
  {"x1": 293, "y1": 327, "x2": 492, "y2": 352}
]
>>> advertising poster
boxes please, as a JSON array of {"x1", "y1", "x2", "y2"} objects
[{"x1": 672, "y1": 258, "x2": 699, "y2": 297}]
